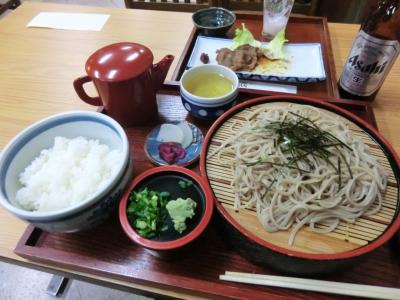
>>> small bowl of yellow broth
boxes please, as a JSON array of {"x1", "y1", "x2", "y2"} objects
[{"x1": 180, "y1": 64, "x2": 239, "y2": 120}]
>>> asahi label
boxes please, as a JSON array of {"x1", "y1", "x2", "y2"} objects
[{"x1": 340, "y1": 30, "x2": 400, "y2": 96}]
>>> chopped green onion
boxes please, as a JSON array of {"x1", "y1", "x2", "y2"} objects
[
  {"x1": 178, "y1": 179, "x2": 193, "y2": 189},
  {"x1": 126, "y1": 188, "x2": 170, "y2": 238}
]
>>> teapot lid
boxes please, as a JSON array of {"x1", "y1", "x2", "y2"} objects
[{"x1": 85, "y1": 42, "x2": 154, "y2": 82}]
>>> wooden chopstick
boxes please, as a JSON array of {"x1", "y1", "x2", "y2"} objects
[{"x1": 220, "y1": 271, "x2": 400, "y2": 300}]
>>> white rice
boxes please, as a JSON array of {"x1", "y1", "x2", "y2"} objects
[{"x1": 15, "y1": 136, "x2": 122, "y2": 212}]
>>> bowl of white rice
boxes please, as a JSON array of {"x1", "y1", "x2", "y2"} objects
[{"x1": 0, "y1": 111, "x2": 132, "y2": 232}]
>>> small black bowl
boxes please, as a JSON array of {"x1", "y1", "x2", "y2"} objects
[
  {"x1": 119, "y1": 166, "x2": 214, "y2": 256},
  {"x1": 192, "y1": 7, "x2": 236, "y2": 37}
]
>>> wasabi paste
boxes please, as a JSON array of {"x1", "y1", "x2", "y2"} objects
[{"x1": 166, "y1": 197, "x2": 197, "y2": 234}]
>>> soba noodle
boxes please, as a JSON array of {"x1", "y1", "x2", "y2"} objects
[{"x1": 209, "y1": 104, "x2": 387, "y2": 245}]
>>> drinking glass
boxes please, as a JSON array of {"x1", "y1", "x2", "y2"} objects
[{"x1": 262, "y1": 0, "x2": 294, "y2": 39}]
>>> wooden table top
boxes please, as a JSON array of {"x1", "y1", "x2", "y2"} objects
[{"x1": 0, "y1": 2, "x2": 399, "y2": 298}]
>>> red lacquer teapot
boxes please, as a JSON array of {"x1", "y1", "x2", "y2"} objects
[{"x1": 73, "y1": 42, "x2": 174, "y2": 127}]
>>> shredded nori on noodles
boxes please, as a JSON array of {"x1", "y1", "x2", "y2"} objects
[{"x1": 249, "y1": 112, "x2": 353, "y2": 194}]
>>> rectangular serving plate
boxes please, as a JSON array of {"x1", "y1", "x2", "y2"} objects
[
  {"x1": 187, "y1": 35, "x2": 326, "y2": 83},
  {"x1": 172, "y1": 13, "x2": 340, "y2": 99}
]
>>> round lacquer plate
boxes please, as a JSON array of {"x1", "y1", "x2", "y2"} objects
[{"x1": 200, "y1": 95, "x2": 400, "y2": 262}]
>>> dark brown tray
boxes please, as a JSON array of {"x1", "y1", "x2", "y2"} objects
[
  {"x1": 172, "y1": 12, "x2": 339, "y2": 99},
  {"x1": 15, "y1": 84, "x2": 399, "y2": 300}
]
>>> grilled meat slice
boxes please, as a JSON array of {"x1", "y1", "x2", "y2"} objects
[{"x1": 216, "y1": 45, "x2": 260, "y2": 71}]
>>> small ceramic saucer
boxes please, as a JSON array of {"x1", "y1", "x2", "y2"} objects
[{"x1": 145, "y1": 121, "x2": 203, "y2": 167}]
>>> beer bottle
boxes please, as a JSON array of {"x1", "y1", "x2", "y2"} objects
[{"x1": 338, "y1": 0, "x2": 400, "y2": 101}]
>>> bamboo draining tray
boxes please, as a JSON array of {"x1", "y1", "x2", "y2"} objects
[
  {"x1": 14, "y1": 84, "x2": 400, "y2": 299},
  {"x1": 204, "y1": 100, "x2": 399, "y2": 254}
]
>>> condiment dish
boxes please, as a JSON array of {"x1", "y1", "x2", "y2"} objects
[{"x1": 119, "y1": 166, "x2": 213, "y2": 253}]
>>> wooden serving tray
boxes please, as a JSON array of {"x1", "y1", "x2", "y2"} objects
[
  {"x1": 15, "y1": 84, "x2": 400, "y2": 300},
  {"x1": 172, "y1": 13, "x2": 340, "y2": 99}
]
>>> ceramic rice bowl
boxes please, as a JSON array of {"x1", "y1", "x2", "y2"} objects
[{"x1": 0, "y1": 111, "x2": 132, "y2": 232}]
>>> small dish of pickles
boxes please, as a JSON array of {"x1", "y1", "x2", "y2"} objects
[{"x1": 118, "y1": 166, "x2": 213, "y2": 252}]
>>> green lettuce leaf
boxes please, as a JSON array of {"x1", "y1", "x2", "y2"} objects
[
  {"x1": 229, "y1": 23, "x2": 261, "y2": 50},
  {"x1": 261, "y1": 29, "x2": 288, "y2": 60}
]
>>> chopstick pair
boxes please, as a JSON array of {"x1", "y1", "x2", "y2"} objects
[{"x1": 220, "y1": 271, "x2": 400, "y2": 300}]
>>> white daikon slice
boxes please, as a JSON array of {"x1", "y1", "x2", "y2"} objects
[
  {"x1": 156, "y1": 124, "x2": 184, "y2": 144},
  {"x1": 177, "y1": 121, "x2": 193, "y2": 148}
]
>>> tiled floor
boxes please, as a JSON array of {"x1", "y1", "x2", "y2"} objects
[
  {"x1": 0, "y1": 3, "x2": 154, "y2": 300},
  {"x1": 0, "y1": 260, "x2": 152, "y2": 299}
]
